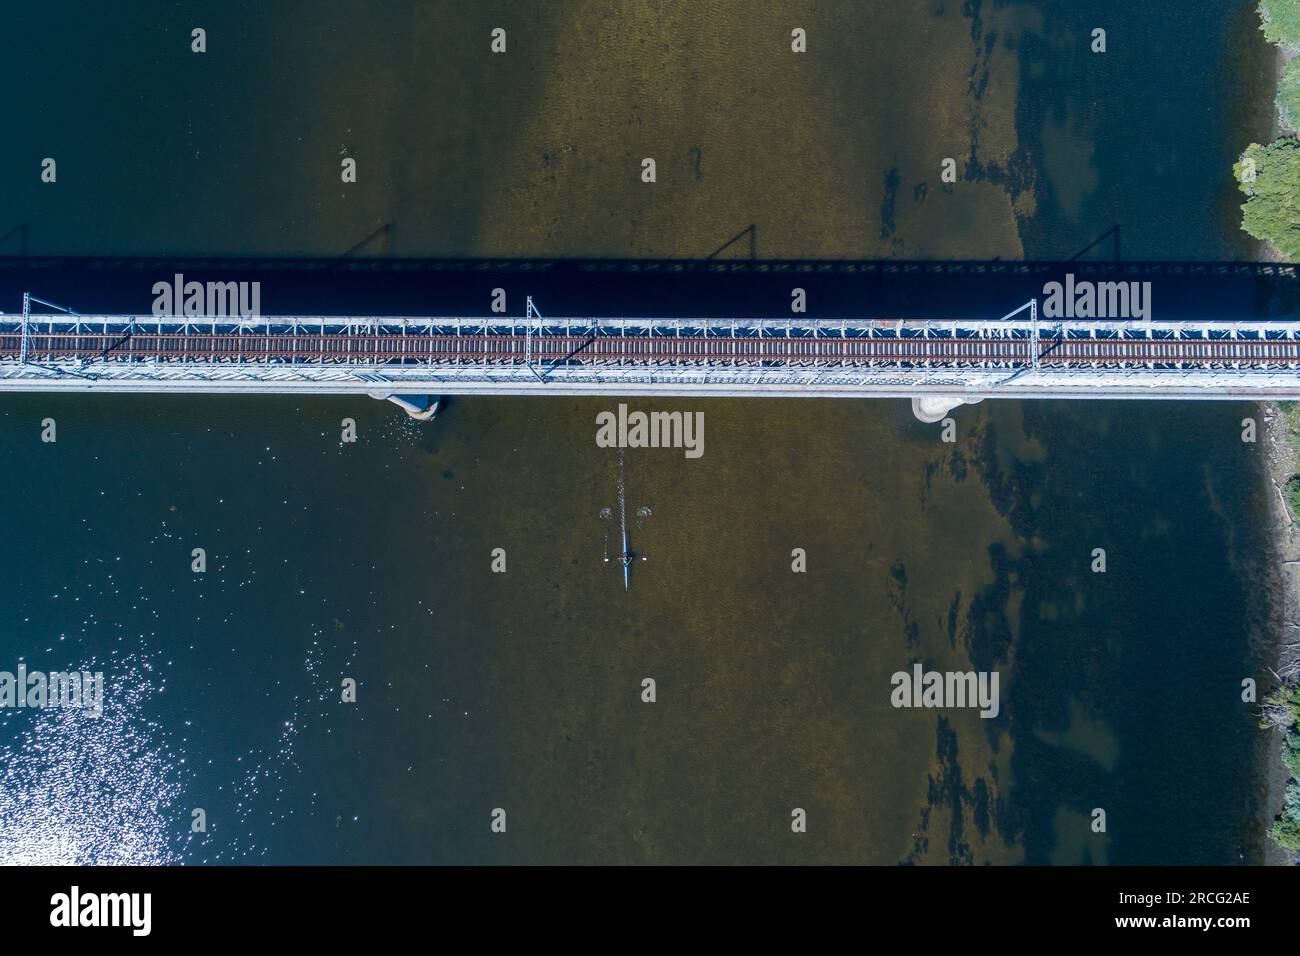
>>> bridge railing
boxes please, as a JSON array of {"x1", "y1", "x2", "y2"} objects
[{"x1": 4, "y1": 313, "x2": 1300, "y2": 338}]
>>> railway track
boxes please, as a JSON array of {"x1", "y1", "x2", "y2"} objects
[{"x1": 3, "y1": 330, "x2": 1300, "y2": 369}]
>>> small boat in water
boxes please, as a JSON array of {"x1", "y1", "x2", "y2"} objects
[{"x1": 603, "y1": 451, "x2": 646, "y2": 590}]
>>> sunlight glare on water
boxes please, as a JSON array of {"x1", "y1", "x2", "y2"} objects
[{"x1": 0, "y1": 655, "x2": 190, "y2": 865}]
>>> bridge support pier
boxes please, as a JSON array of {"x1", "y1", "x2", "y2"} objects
[
  {"x1": 910, "y1": 395, "x2": 984, "y2": 423},
  {"x1": 369, "y1": 393, "x2": 440, "y2": 420}
]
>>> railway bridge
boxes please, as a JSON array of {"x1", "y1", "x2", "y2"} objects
[{"x1": 2, "y1": 257, "x2": 1299, "y2": 420}]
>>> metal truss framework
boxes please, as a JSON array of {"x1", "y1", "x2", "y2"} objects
[{"x1": 3, "y1": 302, "x2": 1300, "y2": 400}]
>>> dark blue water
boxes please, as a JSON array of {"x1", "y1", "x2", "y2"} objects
[{"x1": 0, "y1": 0, "x2": 1282, "y2": 864}]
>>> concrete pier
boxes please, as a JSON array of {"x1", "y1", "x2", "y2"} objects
[
  {"x1": 369, "y1": 393, "x2": 439, "y2": 420},
  {"x1": 910, "y1": 396, "x2": 985, "y2": 423}
]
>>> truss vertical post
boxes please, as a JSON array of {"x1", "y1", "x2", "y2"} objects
[
  {"x1": 20, "y1": 291, "x2": 30, "y2": 365},
  {"x1": 1031, "y1": 296, "x2": 1039, "y2": 371},
  {"x1": 525, "y1": 295, "x2": 546, "y2": 382}
]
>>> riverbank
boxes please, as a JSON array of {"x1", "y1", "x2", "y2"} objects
[
  {"x1": 1259, "y1": 404, "x2": 1300, "y2": 864},
  {"x1": 1246, "y1": 2, "x2": 1300, "y2": 863}
]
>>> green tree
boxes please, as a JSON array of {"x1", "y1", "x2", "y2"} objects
[
  {"x1": 1279, "y1": 57, "x2": 1300, "y2": 131},
  {"x1": 1260, "y1": 0, "x2": 1300, "y2": 50},
  {"x1": 1285, "y1": 734, "x2": 1300, "y2": 777},
  {"x1": 1236, "y1": 139, "x2": 1300, "y2": 259},
  {"x1": 1273, "y1": 812, "x2": 1300, "y2": 850},
  {"x1": 1261, "y1": 681, "x2": 1300, "y2": 729},
  {"x1": 1286, "y1": 476, "x2": 1300, "y2": 517}
]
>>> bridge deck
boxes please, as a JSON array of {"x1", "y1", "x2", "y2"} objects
[
  {"x1": 4, "y1": 313, "x2": 1300, "y2": 399},
  {"x1": 5, "y1": 329, "x2": 1300, "y2": 369}
]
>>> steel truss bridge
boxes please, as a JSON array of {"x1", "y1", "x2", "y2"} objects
[
  {"x1": 3, "y1": 293, "x2": 1300, "y2": 403},
  {"x1": 2, "y1": 248, "x2": 1300, "y2": 405}
]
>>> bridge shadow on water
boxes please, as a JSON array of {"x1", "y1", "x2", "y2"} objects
[{"x1": 0, "y1": 254, "x2": 1297, "y2": 324}]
